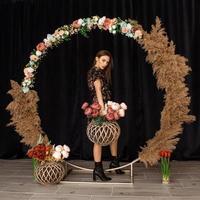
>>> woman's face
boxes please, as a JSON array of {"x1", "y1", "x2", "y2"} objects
[{"x1": 95, "y1": 55, "x2": 110, "y2": 70}]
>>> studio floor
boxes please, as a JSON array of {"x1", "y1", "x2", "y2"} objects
[{"x1": 0, "y1": 159, "x2": 200, "y2": 200}]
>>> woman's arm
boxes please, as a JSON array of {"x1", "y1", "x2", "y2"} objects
[{"x1": 94, "y1": 79, "x2": 104, "y2": 110}]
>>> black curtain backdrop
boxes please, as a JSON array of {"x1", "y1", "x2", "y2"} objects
[{"x1": 0, "y1": 0, "x2": 199, "y2": 161}]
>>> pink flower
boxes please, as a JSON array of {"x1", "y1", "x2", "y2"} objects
[
  {"x1": 114, "y1": 112, "x2": 120, "y2": 120},
  {"x1": 36, "y1": 42, "x2": 47, "y2": 52},
  {"x1": 105, "y1": 113, "x2": 114, "y2": 121},
  {"x1": 84, "y1": 107, "x2": 92, "y2": 116},
  {"x1": 81, "y1": 102, "x2": 89, "y2": 110},
  {"x1": 72, "y1": 20, "x2": 81, "y2": 28},
  {"x1": 134, "y1": 30, "x2": 142, "y2": 39},
  {"x1": 121, "y1": 27, "x2": 129, "y2": 33},
  {"x1": 91, "y1": 109, "x2": 99, "y2": 117},
  {"x1": 107, "y1": 107, "x2": 114, "y2": 113},
  {"x1": 103, "y1": 18, "x2": 113, "y2": 30},
  {"x1": 24, "y1": 67, "x2": 34, "y2": 78},
  {"x1": 91, "y1": 102, "x2": 101, "y2": 110}
]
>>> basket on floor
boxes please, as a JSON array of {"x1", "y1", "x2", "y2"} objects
[
  {"x1": 34, "y1": 161, "x2": 65, "y2": 184},
  {"x1": 86, "y1": 120, "x2": 120, "y2": 146}
]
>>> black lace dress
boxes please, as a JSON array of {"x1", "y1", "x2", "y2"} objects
[{"x1": 87, "y1": 67, "x2": 111, "y2": 103}]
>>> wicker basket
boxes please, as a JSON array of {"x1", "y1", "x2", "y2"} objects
[
  {"x1": 86, "y1": 120, "x2": 120, "y2": 146},
  {"x1": 34, "y1": 161, "x2": 65, "y2": 184}
]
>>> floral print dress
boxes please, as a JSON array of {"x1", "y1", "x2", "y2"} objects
[{"x1": 87, "y1": 67, "x2": 111, "y2": 103}]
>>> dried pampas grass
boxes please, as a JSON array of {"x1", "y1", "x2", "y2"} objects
[
  {"x1": 6, "y1": 80, "x2": 48, "y2": 147},
  {"x1": 138, "y1": 17, "x2": 195, "y2": 167}
]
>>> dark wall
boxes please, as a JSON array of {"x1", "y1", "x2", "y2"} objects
[{"x1": 0, "y1": 0, "x2": 199, "y2": 161}]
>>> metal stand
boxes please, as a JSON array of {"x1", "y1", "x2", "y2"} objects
[{"x1": 62, "y1": 158, "x2": 140, "y2": 184}]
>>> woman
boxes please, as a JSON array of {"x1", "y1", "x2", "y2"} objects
[{"x1": 87, "y1": 50, "x2": 124, "y2": 182}]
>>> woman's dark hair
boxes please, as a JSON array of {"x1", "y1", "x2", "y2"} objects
[{"x1": 92, "y1": 50, "x2": 113, "y2": 84}]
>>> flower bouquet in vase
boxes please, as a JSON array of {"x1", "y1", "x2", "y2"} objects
[
  {"x1": 27, "y1": 143, "x2": 70, "y2": 184},
  {"x1": 81, "y1": 101, "x2": 127, "y2": 146},
  {"x1": 159, "y1": 150, "x2": 171, "y2": 184}
]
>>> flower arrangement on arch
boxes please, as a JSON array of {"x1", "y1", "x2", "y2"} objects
[
  {"x1": 159, "y1": 150, "x2": 171, "y2": 184},
  {"x1": 21, "y1": 16, "x2": 142, "y2": 93},
  {"x1": 81, "y1": 101, "x2": 127, "y2": 125},
  {"x1": 27, "y1": 143, "x2": 70, "y2": 163}
]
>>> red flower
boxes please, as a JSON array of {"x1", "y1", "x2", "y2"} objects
[
  {"x1": 105, "y1": 113, "x2": 114, "y2": 121},
  {"x1": 36, "y1": 42, "x2": 46, "y2": 52},
  {"x1": 91, "y1": 109, "x2": 99, "y2": 117},
  {"x1": 91, "y1": 102, "x2": 101, "y2": 110},
  {"x1": 81, "y1": 102, "x2": 89, "y2": 110}
]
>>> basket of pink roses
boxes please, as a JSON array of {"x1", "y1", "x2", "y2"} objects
[{"x1": 81, "y1": 101, "x2": 127, "y2": 146}]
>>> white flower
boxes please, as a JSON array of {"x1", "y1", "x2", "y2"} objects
[
  {"x1": 47, "y1": 34, "x2": 53, "y2": 41},
  {"x1": 134, "y1": 30, "x2": 142, "y2": 39},
  {"x1": 78, "y1": 18, "x2": 84, "y2": 25},
  {"x1": 55, "y1": 145, "x2": 63, "y2": 152},
  {"x1": 64, "y1": 31, "x2": 69, "y2": 35},
  {"x1": 98, "y1": 16, "x2": 106, "y2": 26},
  {"x1": 120, "y1": 102, "x2": 127, "y2": 110},
  {"x1": 112, "y1": 30, "x2": 117, "y2": 34},
  {"x1": 23, "y1": 79, "x2": 31, "y2": 86},
  {"x1": 111, "y1": 103, "x2": 120, "y2": 111},
  {"x1": 92, "y1": 16, "x2": 99, "y2": 23},
  {"x1": 107, "y1": 101, "x2": 113, "y2": 106},
  {"x1": 52, "y1": 151, "x2": 61, "y2": 160},
  {"x1": 61, "y1": 150, "x2": 69, "y2": 158},
  {"x1": 118, "y1": 109, "x2": 125, "y2": 117},
  {"x1": 22, "y1": 86, "x2": 29, "y2": 93},
  {"x1": 63, "y1": 145, "x2": 70, "y2": 152},
  {"x1": 126, "y1": 23, "x2": 132, "y2": 30},
  {"x1": 36, "y1": 50, "x2": 42, "y2": 57},
  {"x1": 112, "y1": 25, "x2": 116, "y2": 29}
]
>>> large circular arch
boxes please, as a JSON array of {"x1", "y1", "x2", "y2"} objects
[{"x1": 6, "y1": 16, "x2": 195, "y2": 167}]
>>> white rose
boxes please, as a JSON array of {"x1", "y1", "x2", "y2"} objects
[
  {"x1": 78, "y1": 19, "x2": 84, "y2": 25},
  {"x1": 111, "y1": 103, "x2": 120, "y2": 111},
  {"x1": 55, "y1": 145, "x2": 63, "y2": 152},
  {"x1": 36, "y1": 50, "x2": 42, "y2": 57},
  {"x1": 120, "y1": 102, "x2": 127, "y2": 110},
  {"x1": 63, "y1": 145, "x2": 70, "y2": 152},
  {"x1": 118, "y1": 109, "x2": 125, "y2": 117},
  {"x1": 64, "y1": 31, "x2": 69, "y2": 35},
  {"x1": 61, "y1": 150, "x2": 69, "y2": 159},
  {"x1": 98, "y1": 16, "x2": 106, "y2": 26},
  {"x1": 107, "y1": 101, "x2": 113, "y2": 106},
  {"x1": 126, "y1": 23, "x2": 132, "y2": 30},
  {"x1": 52, "y1": 151, "x2": 61, "y2": 160}
]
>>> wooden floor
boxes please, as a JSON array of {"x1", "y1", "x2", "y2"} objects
[{"x1": 0, "y1": 159, "x2": 200, "y2": 200}]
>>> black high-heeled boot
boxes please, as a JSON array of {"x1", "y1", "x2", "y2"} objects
[
  {"x1": 109, "y1": 156, "x2": 125, "y2": 174},
  {"x1": 93, "y1": 161, "x2": 112, "y2": 181}
]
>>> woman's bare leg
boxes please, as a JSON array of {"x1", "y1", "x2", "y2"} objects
[
  {"x1": 109, "y1": 140, "x2": 118, "y2": 157},
  {"x1": 93, "y1": 143, "x2": 102, "y2": 162}
]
